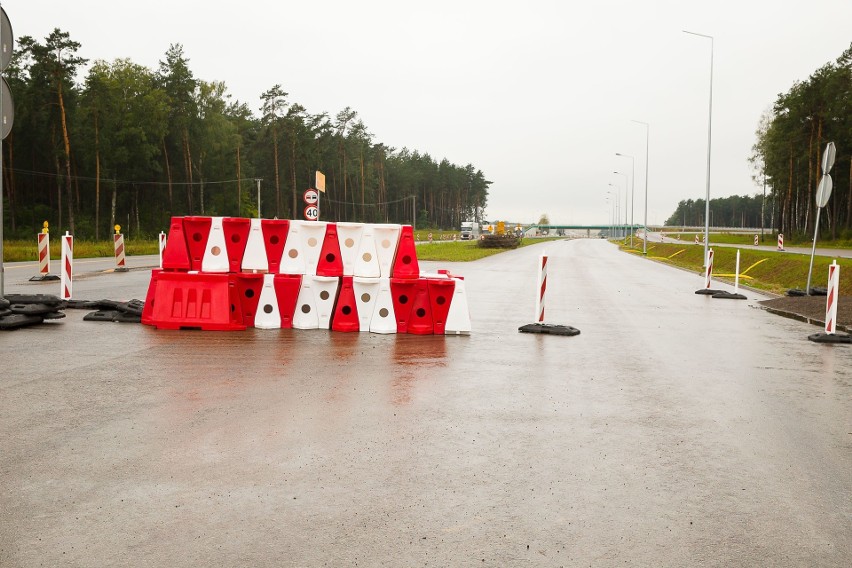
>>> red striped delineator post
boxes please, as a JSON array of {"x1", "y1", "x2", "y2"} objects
[
  {"x1": 114, "y1": 233, "x2": 128, "y2": 271},
  {"x1": 37, "y1": 233, "x2": 50, "y2": 275},
  {"x1": 825, "y1": 260, "x2": 839, "y2": 335},
  {"x1": 704, "y1": 248, "x2": 714, "y2": 289},
  {"x1": 61, "y1": 231, "x2": 73, "y2": 300},
  {"x1": 535, "y1": 254, "x2": 547, "y2": 322},
  {"x1": 777, "y1": 233, "x2": 784, "y2": 251},
  {"x1": 158, "y1": 231, "x2": 167, "y2": 269}
]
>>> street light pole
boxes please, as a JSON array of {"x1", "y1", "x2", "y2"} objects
[
  {"x1": 607, "y1": 184, "x2": 621, "y2": 238},
  {"x1": 684, "y1": 30, "x2": 714, "y2": 266},
  {"x1": 613, "y1": 170, "x2": 629, "y2": 242},
  {"x1": 632, "y1": 120, "x2": 650, "y2": 254},
  {"x1": 616, "y1": 153, "x2": 635, "y2": 247}
]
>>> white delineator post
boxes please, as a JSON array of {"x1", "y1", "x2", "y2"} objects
[
  {"x1": 61, "y1": 231, "x2": 73, "y2": 300},
  {"x1": 704, "y1": 248, "x2": 714, "y2": 289},
  {"x1": 734, "y1": 249, "x2": 741, "y2": 293},
  {"x1": 777, "y1": 233, "x2": 784, "y2": 251},
  {"x1": 37, "y1": 232, "x2": 50, "y2": 276},
  {"x1": 824, "y1": 260, "x2": 839, "y2": 335},
  {"x1": 535, "y1": 253, "x2": 547, "y2": 322},
  {"x1": 158, "y1": 231, "x2": 167, "y2": 269}
]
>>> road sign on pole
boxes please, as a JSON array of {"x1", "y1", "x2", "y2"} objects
[
  {"x1": 304, "y1": 188, "x2": 319, "y2": 205},
  {"x1": 304, "y1": 205, "x2": 319, "y2": 221},
  {"x1": 806, "y1": 142, "x2": 837, "y2": 294}
]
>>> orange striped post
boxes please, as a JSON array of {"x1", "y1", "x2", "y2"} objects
[{"x1": 114, "y1": 224, "x2": 128, "y2": 272}]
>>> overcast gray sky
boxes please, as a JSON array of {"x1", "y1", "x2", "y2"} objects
[{"x1": 5, "y1": 0, "x2": 852, "y2": 226}]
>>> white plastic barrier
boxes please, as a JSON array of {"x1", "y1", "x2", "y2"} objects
[
  {"x1": 369, "y1": 278, "x2": 397, "y2": 334},
  {"x1": 336, "y1": 222, "x2": 365, "y2": 276},
  {"x1": 201, "y1": 216, "x2": 229, "y2": 273},
  {"x1": 312, "y1": 275, "x2": 339, "y2": 329},
  {"x1": 353, "y1": 277, "x2": 381, "y2": 332},
  {"x1": 445, "y1": 277, "x2": 472, "y2": 335},
  {"x1": 301, "y1": 221, "x2": 328, "y2": 276},
  {"x1": 292, "y1": 277, "x2": 318, "y2": 329},
  {"x1": 354, "y1": 224, "x2": 381, "y2": 278},
  {"x1": 373, "y1": 223, "x2": 401, "y2": 278},
  {"x1": 242, "y1": 218, "x2": 268, "y2": 272},
  {"x1": 254, "y1": 274, "x2": 282, "y2": 329}
]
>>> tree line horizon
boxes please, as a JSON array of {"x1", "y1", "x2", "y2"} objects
[{"x1": 2, "y1": 29, "x2": 491, "y2": 240}]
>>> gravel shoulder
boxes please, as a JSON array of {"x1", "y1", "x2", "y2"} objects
[{"x1": 759, "y1": 294, "x2": 852, "y2": 331}]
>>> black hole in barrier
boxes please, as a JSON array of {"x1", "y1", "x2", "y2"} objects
[
  {"x1": 231, "y1": 304, "x2": 236, "y2": 313},
  {"x1": 399, "y1": 295, "x2": 408, "y2": 304},
  {"x1": 436, "y1": 296, "x2": 446, "y2": 305},
  {"x1": 326, "y1": 253, "x2": 335, "y2": 263},
  {"x1": 231, "y1": 234, "x2": 241, "y2": 243},
  {"x1": 193, "y1": 232, "x2": 203, "y2": 242},
  {"x1": 301, "y1": 304, "x2": 311, "y2": 314},
  {"x1": 403, "y1": 255, "x2": 412, "y2": 264},
  {"x1": 416, "y1": 308, "x2": 426, "y2": 318},
  {"x1": 270, "y1": 235, "x2": 280, "y2": 245},
  {"x1": 245, "y1": 289, "x2": 255, "y2": 299},
  {"x1": 263, "y1": 304, "x2": 274, "y2": 314},
  {"x1": 342, "y1": 306, "x2": 352, "y2": 315}
]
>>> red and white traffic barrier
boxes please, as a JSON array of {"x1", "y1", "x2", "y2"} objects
[
  {"x1": 825, "y1": 260, "x2": 839, "y2": 335},
  {"x1": 158, "y1": 231, "x2": 167, "y2": 269},
  {"x1": 114, "y1": 232, "x2": 128, "y2": 271},
  {"x1": 143, "y1": 216, "x2": 469, "y2": 334},
  {"x1": 777, "y1": 233, "x2": 784, "y2": 251},
  {"x1": 535, "y1": 254, "x2": 547, "y2": 322},
  {"x1": 38, "y1": 232, "x2": 50, "y2": 276},
  {"x1": 61, "y1": 231, "x2": 73, "y2": 300},
  {"x1": 703, "y1": 248, "x2": 714, "y2": 289}
]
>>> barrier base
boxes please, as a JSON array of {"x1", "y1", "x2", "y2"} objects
[
  {"x1": 787, "y1": 287, "x2": 827, "y2": 297},
  {"x1": 808, "y1": 332, "x2": 852, "y2": 344},
  {"x1": 712, "y1": 291, "x2": 747, "y2": 300},
  {"x1": 114, "y1": 267, "x2": 130, "y2": 273},
  {"x1": 695, "y1": 288, "x2": 722, "y2": 295},
  {"x1": 28, "y1": 274, "x2": 60, "y2": 282},
  {"x1": 518, "y1": 323, "x2": 580, "y2": 336}
]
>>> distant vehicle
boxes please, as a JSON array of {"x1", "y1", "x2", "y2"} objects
[{"x1": 460, "y1": 221, "x2": 479, "y2": 240}]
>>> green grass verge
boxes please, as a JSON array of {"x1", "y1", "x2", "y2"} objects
[
  {"x1": 416, "y1": 237, "x2": 565, "y2": 262},
  {"x1": 627, "y1": 239, "x2": 852, "y2": 295},
  {"x1": 3, "y1": 239, "x2": 160, "y2": 262}
]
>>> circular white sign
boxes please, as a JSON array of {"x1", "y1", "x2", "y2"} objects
[
  {"x1": 304, "y1": 189, "x2": 319, "y2": 205},
  {"x1": 304, "y1": 205, "x2": 319, "y2": 221}
]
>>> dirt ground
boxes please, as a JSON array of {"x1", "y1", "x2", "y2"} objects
[{"x1": 760, "y1": 294, "x2": 852, "y2": 331}]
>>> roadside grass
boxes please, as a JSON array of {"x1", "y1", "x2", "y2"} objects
[
  {"x1": 416, "y1": 237, "x2": 564, "y2": 262},
  {"x1": 3, "y1": 239, "x2": 159, "y2": 262},
  {"x1": 626, "y1": 239, "x2": 852, "y2": 295},
  {"x1": 660, "y1": 230, "x2": 852, "y2": 248}
]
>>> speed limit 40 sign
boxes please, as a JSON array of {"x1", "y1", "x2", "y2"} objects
[{"x1": 304, "y1": 205, "x2": 319, "y2": 221}]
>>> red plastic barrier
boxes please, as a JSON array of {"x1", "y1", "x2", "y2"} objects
[
  {"x1": 147, "y1": 272, "x2": 245, "y2": 331},
  {"x1": 427, "y1": 278, "x2": 456, "y2": 334},
  {"x1": 407, "y1": 279, "x2": 434, "y2": 334},
  {"x1": 273, "y1": 274, "x2": 302, "y2": 328},
  {"x1": 392, "y1": 224, "x2": 420, "y2": 279},
  {"x1": 182, "y1": 216, "x2": 213, "y2": 271},
  {"x1": 390, "y1": 278, "x2": 417, "y2": 333},
  {"x1": 222, "y1": 217, "x2": 251, "y2": 273},
  {"x1": 162, "y1": 217, "x2": 191, "y2": 271},
  {"x1": 141, "y1": 268, "x2": 161, "y2": 326},
  {"x1": 233, "y1": 272, "x2": 264, "y2": 327},
  {"x1": 331, "y1": 276, "x2": 360, "y2": 332},
  {"x1": 316, "y1": 223, "x2": 343, "y2": 277},
  {"x1": 262, "y1": 219, "x2": 290, "y2": 274}
]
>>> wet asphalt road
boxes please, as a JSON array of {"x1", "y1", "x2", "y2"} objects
[{"x1": 1, "y1": 239, "x2": 851, "y2": 567}]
